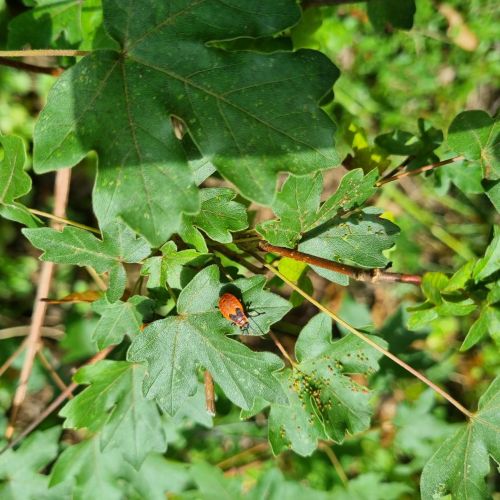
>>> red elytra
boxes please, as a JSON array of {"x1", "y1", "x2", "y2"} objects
[{"x1": 218, "y1": 293, "x2": 251, "y2": 333}]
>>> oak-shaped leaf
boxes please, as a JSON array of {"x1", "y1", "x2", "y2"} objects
[
  {"x1": 448, "y1": 110, "x2": 500, "y2": 181},
  {"x1": 59, "y1": 360, "x2": 166, "y2": 468},
  {"x1": 34, "y1": 0, "x2": 339, "y2": 245},
  {"x1": 420, "y1": 376, "x2": 500, "y2": 500},
  {"x1": 23, "y1": 221, "x2": 151, "y2": 302},
  {"x1": 0, "y1": 427, "x2": 61, "y2": 500},
  {"x1": 0, "y1": 135, "x2": 39, "y2": 227},
  {"x1": 127, "y1": 265, "x2": 290, "y2": 415},
  {"x1": 268, "y1": 313, "x2": 385, "y2": 456},
  {"x1": 92, "y1": 296, "x2": 155, "y2": 349},
  {"x1": 179, "y1": 188, "x2": 249, "y2": 252}
]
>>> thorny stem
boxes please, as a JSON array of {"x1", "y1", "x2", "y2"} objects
[
  {"x1": 250, "y1": 251, "x2": 474, "y2": 420},
  {"x1": 0, "y1": 345, "x2": 115, "y2": 455},
  {"x1": 259, "y1": 242, "x2": 422, "y2": 285},
  {"x1": 28, "y1": 208, "x2": 101, "y2": 234},
  {"x1": 376, "y1": 155, "x2": 465, "y2": 186},
  {"x1": 0, "y1": 57, "x2": 63, "y2": 76}
]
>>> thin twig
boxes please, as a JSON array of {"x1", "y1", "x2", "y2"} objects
[
  {"x1": 0, "y1": 57, "x2": 63, "y2": 76},
  {"x1": 376, "y1": 155, "x2": 464, "y2": 186},
  {"x1": 210, "y1": 244, "x2": 264, "y2": 275},
  {"x1": 268, "y1": 331, "x2": 296, "y2": 367},
  {"x1": 259, "y1": 242, "x2": 422, "y2": 285},
  {"x1": 6, "y1": 169, "x2": 72, "y2": 440},
  {"x1": 303, "y1": 0, "x2": 367, "y2": 8},
  {"x1": 319, "y1": 442, "x2": 349, "y2": 486},
  {"x1": 0, "y1": 339, "x2": 28, "y2": 378},
  {"x1": 0, "y1": 345, "x2": 114, "y2": 455},
  {"x1": 85, "y1": 266, "x2": 108, "y2": 291},
  {"x1": 216, "y1": 442, "x2": 269, "y2": 469},
  {"x1": 250, "y1": 251, "x2": 474, "y2": 420},
  {"x1": 204, "y1": 371, "x2": 216, "y2": 416},
  {"x1": 37, "y1": 347, "x2": 73, "y2": 399},
  {"x1": 28, "y1": 208, "x2": 101, "y2": 234},
  {"x1": 0, "y1": 50, "x2": 89, "y2": 57}
]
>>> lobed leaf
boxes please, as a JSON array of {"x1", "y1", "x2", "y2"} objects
[{"x1": 128, "y1": 265, "x2": 290, "y2": 415}]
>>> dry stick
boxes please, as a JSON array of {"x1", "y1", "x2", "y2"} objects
[
  {"x1": 318, "y1": 442, "x2": 349, "y2": 486},
  {"x1": 0, "y1": 50, "x2": 90, "y2": 58},
  {"x1": 268, "y1": 330, "x2": 296, "y2": 367},
  {"x1": 37, "y1": 347, "x2": 73, "y2": 399},
  {"x1": 0, "y1": 345, "x2": 114, "y2": 455},
  {"x1": 204, "y1": 371, "x2": 216, "y2": 417},
  {"x1": 376, "y1": 155, "x2": 464, "y2": 186},
  {"x1": 259, "y1": 242, "x2": 422, "y2": 285},
  {"x1": 251, "y1": 251, "x2": 474, "y2": 420},
  {"x1": 0, "y1": 57, "x2": 63, "y2": 76},
  {"x1": 28, "y1": 208, "x2": 101, "y2": 234},
  {"x1": 6, "y1": 169, "x2": 72, "y2": 440},
  {"x1": 0, "y1": 339, "x2": 28, "y2": 378}
]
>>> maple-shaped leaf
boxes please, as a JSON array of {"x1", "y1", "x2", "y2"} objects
[
  {"x1": 33, "y1": 0, "x2": 339, "y2": 245},
  {"x1": 0, "y1": 135, "x2": 39, "y2": 227},
  {"x1": 0, "y1": 427, "x2": 60, "y2": 500},
  {"x1": 179, "y1": 188, "x2": 248, "y2": 251},
  {"x1": 141, "y1": 241, "x2": 209, "y2": 290},
  {"x1": 267, "y1": 313, "x2": 385, "y2": 456},
  {"x1": 59, "y1": 360, "x2": 166, "y2": 468},
  {"x1": 23, "y1": 221, "x2": 150, "y2": 302},
  {"x1": 92, "y1": 296, "x2": 154, "y2": 349},
  {"x1": 49, "y1": 436, "x2": 125, "y2": 499},
  {"x1": 448, "y1": 110, "x2": 500, "y2": 181},
  {"x1": 421, "y1": 376, "x2": 500, "y2": 500},
  {"x1": 128, "y1": 265, "x2": 289, "y2": 415},
  {"x1": 257, "y1": 169, "x2": 378, "y2": 248}
]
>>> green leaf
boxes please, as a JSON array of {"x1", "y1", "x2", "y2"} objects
[
  {"x1": 92, "y1": 296, "x2": 154, "y2": 349},
  {"x1": 448, "y1": 110, "x2": 500, "y2": 181},
  {"x1": 421, "y1": 376, "x2": 500, "y2": 500},
  {"x1": 33, "y1": 0, "x2": 340, "y2": 245},
  {"x1": 23, "y1": 222, "x2": 150, "y2": 302},
  {"x1": 0, "y1": 427, "x2": 61, "y2": 500},
  {"x1": 473, "y1": 226, "x2": 500, "y2": 282},
  {"x1": 127, "y1": 265, "x2": 289, "y2": 415},
  {"x1": 49, "y1": 437, "x2": 124, "y2": 499},
  {"x1": 141, "y1": 241, "x2": 208, "y2": 290},
  {"x1": 268, "y1": 313, "x2": 385, "y2": 456},
  {"x1": 443, "y1": 260, "x2": 474, "y2": 292},
  {"x1": 180, "y1": 188, "x2": 248, "y2": 245},
  {"x1": 331, "y1": 473, "x2": 412, "y2": 500},
  {"x1": 190, "y1": 463, "x2": 243, "y2": 500},
  {"x1": 484, "y1": 179, "x2": 500, "y2": 212},
  {"x1": 60, "y1": 360, "x2": 166, "y2": 468},
  {"x1": 0, "y1": 135, "x2": 38, "y2": 227},
  {"x1": 299, "y1": 208, "x2": 399, "y2": 277},
  {"x1": 460, "y1": 307, "x2": 490, "y2": 351},
  {"x1": 367, "y1": 0, "x2": 416, "y2": 31},
  {"x1": 257, "y1": 169, "x2": 378, "y2": 248},
  {"x1": 257, "y1": 172, "x2": 323, "y2": 247},
  {"x1": 421, "y1": 272, "x2": 450, "y2": 305}
]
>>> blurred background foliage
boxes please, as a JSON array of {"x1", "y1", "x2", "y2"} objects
[{"x1": 0, "y1": 0, "x2": 498, "y2": 497}]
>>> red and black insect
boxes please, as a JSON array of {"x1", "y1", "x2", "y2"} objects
[{"x1": 218, "y1": 293, "x2": 263, "y2": 335}]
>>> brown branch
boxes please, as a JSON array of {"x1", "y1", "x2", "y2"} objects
[
  {"x1": 37, "y1": 347, "x2": 73, "y2": 399},
  {"x1": 303, "y1": 0, "x2": 367, "y2": 8},
  {"x1": 376, "y1": 155, "x2": 465, "y2": 186},
  {"x1": 6, "y1": 168, "x2": 72, "y2": 440},
  {"x1": 259, "y1": 241, "x2": 422, "y2": 285},
  {"x1": 204, "y1": 371, "x2": 216, "y2": 416},
  {"x1": 0, "y1": 345, "x2": 114, "y2": 455},
  {"x1": 0, "y1": 57, "x2": 63, "y2": 76},
  {"x1": 0, "y1": 339, "x2": 28, "y2": 378},
  {"x1": 216, "y1": 442, "x2": 269, "y2": 470},
  {"x1": 0, "y1": 50, "x2": 89, "y2": 58}
]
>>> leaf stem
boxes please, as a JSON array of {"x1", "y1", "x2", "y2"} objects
[
  {"x1": 37, "y1": 346, "x2": 73, "y2": 399},
  {"x1": 252, "y1": 252, "x2": 473, "y2": 420},
  {"x1": 376, "y1": 155, "x2": 465, "y2": 186},
  {"x1": 28, "y1": 208, "x2": 101, "y2": 234},
  {"x1": 269, "y1": 330, "x2": 296, "y2": 367},
  {"x1": 259, "y1": 241, "x2": 422, "y2": 285},
  {"x1": 0, "y1": 49, "x2": 90, "y2": 58},
  {"x1": 0, "y1": 57, "x2": 63, "y2": 76},
  {"x1": 318, "y1": 442, "x2": 349, "y2": 486}
]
